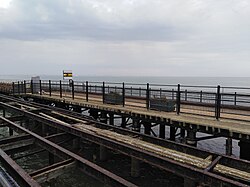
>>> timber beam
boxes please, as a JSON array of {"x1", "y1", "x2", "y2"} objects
[{"x1": 29, "y1": 159, "x2": 76, "y2": 183}]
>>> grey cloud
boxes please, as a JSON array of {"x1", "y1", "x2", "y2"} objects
[
  {"x1": 0, "y1": 0, "x2": 196, "y2": 41},
  {"x1": 1, "y1": 0, "x2": 250, "y2": 77}
]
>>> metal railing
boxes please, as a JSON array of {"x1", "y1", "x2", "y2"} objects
[{"x1": 10, "y1": 80, "x2": 250, "y2": 122}]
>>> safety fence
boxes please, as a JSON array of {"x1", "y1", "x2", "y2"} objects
[{"x1": 10, "y1": 80, "x2": 250, "y2": 122}]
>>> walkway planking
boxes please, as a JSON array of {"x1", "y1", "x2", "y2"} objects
[{"x1": 22, "y1": 92, "x2": 250, "y2": 141}]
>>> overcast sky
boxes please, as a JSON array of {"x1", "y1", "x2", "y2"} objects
[{"x1": 0, "y1": 0, "x2": 250, "y2": 77}]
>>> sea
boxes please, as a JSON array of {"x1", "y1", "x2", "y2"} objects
[
  {"x1": 2, "y1": 75, "x2": 250, "y2": 87},
  {"x1": 1, "y1": 75, "x2": 249, "y2": 186}
]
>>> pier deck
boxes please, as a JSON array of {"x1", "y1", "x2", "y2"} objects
[{"x1": 26, "y1": 92, "x2": 250, "y2": 140}]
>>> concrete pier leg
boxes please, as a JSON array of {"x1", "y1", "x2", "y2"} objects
[
  {"x1": 132, "y1": 119, "x2": 141, "y2": 132},
  {"x1": 180, "y1": 129, "x2": 186, "y2": 143},
  {"x1": 181, "y1": 129, "x2": 185, "y2": 138},
  {"x1": 121, "y1": 116, "x2": 126, "y2": 128},
  {"x1": 144, "y1": 122, "x2": 151, "y2": 135},
  {"x1": 100, "y1": 112, "x2": 107, "y2": 123},
  {"x1": 159, "y1": 124, "x2": 165, "y2": 139},
  {"x1": 131, "y1": 157, "x2": 140, "y2": 178},
  {"x1": 226, "y1": 138, "x2": 232, "y2": 156},
  {"x1": 170, "y1": 126, "x2": 175, "y2": 141},
  {"x1": 184, "y1": 178, "x2": 197, "y2": 187},
  {"x1": 73, "y1": 138, "x2": 80, "y2": 150},
  {"x1": 2, "y1": 109, "x2": 6, "y2": 117},
  {"x1": 186, "y1": 131, "x2": 197, "y2": 147},
  {"x1": 89, "y1": 110, "x2": 98, "y2": 120},
  {"x1": 109, "y1": 113, "x2": 114, "y2": 125},
  {"x1": 9, "y1": 128, "x2": 13, "y2": 136},
  {"x1": 239, "y1": 140, "x2": 250, "y2": 160},
  {"x1": 100, "y1": 145, "x2": 109, "y2": 161}
]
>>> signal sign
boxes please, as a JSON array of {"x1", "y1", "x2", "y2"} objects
[{"x1": 63, "y1": 70, "x2": 72, "y2": 80}]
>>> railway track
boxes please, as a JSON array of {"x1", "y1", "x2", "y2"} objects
[{"x1": 0, "y1": 94, "x2": 250, "y2": 186}]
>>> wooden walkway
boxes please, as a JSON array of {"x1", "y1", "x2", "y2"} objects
[{"x1": 25, "y1": 92, "x2": 250, "y2": 140}]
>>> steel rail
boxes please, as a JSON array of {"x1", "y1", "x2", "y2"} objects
[
  {"x1": 0, "y1": 148, "x2": 40, "y2": 187},
  {"x1": 0, "y1": 116, "x2": 137, "y2": 187}
]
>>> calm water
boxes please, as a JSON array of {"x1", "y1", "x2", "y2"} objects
[
  {"x1": 2, "y1": 75, "x2": 250, "y2": 87},
  {"x1": 0, "y1": 75, "x2": 245, "y2": 186}
]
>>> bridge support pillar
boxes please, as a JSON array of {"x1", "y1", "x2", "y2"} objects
[
  {"x1": 180, "y1": 129, "x2": 185, "y2": 138},
  {"x1": 170, "y1": 126, "x2": 175, "y2": 141},
  {"x1": 9, "y1": 128, "x2": 13, "y2": 136},
  {"x1": 144, "y1": 122, "x2": 151, "y2": 135},
  {"x1": 186, "y1": 131, "x2": 197, "y2": 147},
  {"x1": 109, "y1": 113, "x2": 114, "y2": 125},
  {"x1": 89, "y1": 110, "x2": 98, "y2": 120},
  {"x1": 2, "y1": 109, "x2": 13, "y2": 136},
  {"x1": 100, "y1": 145, "x2": 109, "y2": 161},
  {"x1": 2, "y1": 108, "x2": 6, "y2": 117},
  {"x1": 239, "y1": 140, "x2": 250, "y2": 160},
  {"x1": 159, "y1": 124, "x2": 165, "y2": 139},
  {"x1": 226, "y1": 138, "x2": 232, "y2": 156},
  {"x1": 184, "y1": 178, "x2": 197, "y2": 187},
  {"x1": 131, "y1": 157, "x2": 140, "y2": 178},
  {"x1": 100, "y1": 112, "x2": 107, "y2": 123},
  {"x1": 132, "y1": 119, "x2": 140, "y2": 132},
  {"x1": 121, "y1": 116, "x2": 126, "y2": 128}
]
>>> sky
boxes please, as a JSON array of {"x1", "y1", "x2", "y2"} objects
[{"x1": 0, "y1": 0, "x2": 250, "y2": 77}]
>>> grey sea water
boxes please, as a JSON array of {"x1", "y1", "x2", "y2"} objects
[{"x1": 2, "y1": 75, "x2": 250, "y2": 87}]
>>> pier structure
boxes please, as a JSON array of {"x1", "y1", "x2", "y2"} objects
[{"x1": 0, "y1": 80, "x2": 250, "y2": 186}]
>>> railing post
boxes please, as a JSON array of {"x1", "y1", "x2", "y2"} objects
[
  {"x1": 86, "y1": 81, "x2": 89, "y2": 102},
  {"x1": 31, "y1": 80, "x2": 33, "y2": 94},
  {"x1": 215, "y1": 85, "x2": 221, "y2": 120},
  {"x1": 72, "y1": 80, "x2": 74, "y2": 100},
  {"x1": 122, "y1": 82, "x2": 125, "y2": 107},
  {"x1": 160, "y1": 88, "x2": 162, "y2": 98},
  {"x1": 18, "y1": 81, "x2": 20, "y2": 95},
  {"x1": 60, "y1": 80, "x2": 62, "y2": 98},
  {"x1": 234, "y1": 92, "x2": 237, "y2": 106},
  {"x1": 146, "y1": 83, "x2": 150, "y2": 109},
  {"x1": 185, "y1": 90, "x2": 187, "y2": 101},
  {"x1": 200, "y1": 91, "x2": 203, "y2": 103},
  {"x1": 24, "y1": 80, "x2": 26, "y2": 94},
  {"x1": 12, "y1": 82, "x2": 15, "y2": 94},
  {"x1": 39, "y1": 80, "x2": 42, "y2": 95},
  {"x1": 49, "y1": 80, "x2": 52, "y2": 96},
  {"x1": 176, "y1": 84, "x2": 181, "y2": 115},
  {"x1": 102, "y1": 82, "x2": 105, "y2": 104}
]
